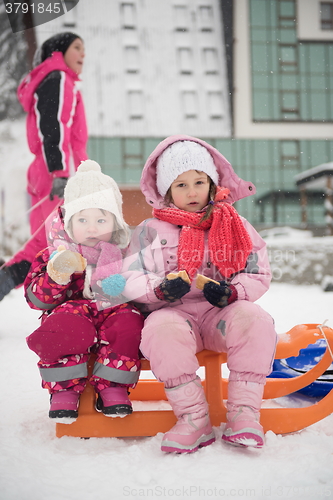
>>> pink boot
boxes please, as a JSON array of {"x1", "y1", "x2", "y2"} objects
[
  {"x1": 49, "y1": 389, "x2": 80, "y2": 421},
  {"x1": 222, "y1": 380, "x2": 265, "y2": 448},
  {"x1": 96, "y1": 386, "x2": 132, "y2": 417},
  {"x1": 161, "y1": 376, "x2": 215, "y2": 453}
]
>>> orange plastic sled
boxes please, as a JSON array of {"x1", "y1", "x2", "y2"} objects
[{"x1": 56, "y1": 323, "x2": 333, "y2": 438}]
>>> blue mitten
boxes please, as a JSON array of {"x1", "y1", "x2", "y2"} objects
[
  {"x1": 101, "y1": 274, "x2": 126, "y2": 297},
  {"x1": 203, "y1": 280, "x2": 237, "y2": 308}
]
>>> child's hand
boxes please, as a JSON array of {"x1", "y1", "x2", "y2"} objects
[
  {"x1": 47, "y1": 245, "x2": 87, "y2": 285},
  {"x1": 203, "y1": 280, "x2": 237, "y2": 308},
  {"x1": 50, "y1": 177, "x2": 67, "y2": 200},
  {"x1": 154, "y1": 276, "x2": 191, "y2": 302}
]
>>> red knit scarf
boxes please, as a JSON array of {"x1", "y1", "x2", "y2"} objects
[{"x1": 153, "y1": 187, "x2": 253, "y2": 279}]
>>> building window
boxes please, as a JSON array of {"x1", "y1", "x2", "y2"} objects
[
  {"x1": 321, "y1": 2, "x2": 333, "y2": 30},
  {"x1": 128, "y1": 91, "x2": 143, "y2": 119},
  {"x1": 174, "y1": 5, "x2": 189, "y2": 31},
  {"x1": 125, "y1": 46, "x2": 139, "y2": 73},
  {"x1": 198, "y1": 5, "x2": 213, "y2": 31},
  {"x1": 178, "y1": 48, "x2": 193, "y2": 74},
  {"x1": 202, "y1": 48, "x2": 218, "y2": 74},
  {"x1": 182, "y1": 91, "x2": 198, "y2": 118},
  {"x1": 122, "y1": 138, "x2": 144, "y2": 168},
  {"x1": 207, "y1": 91, "x2": 223, "y2": 119},
  {"x1": 280, "y1": 140, "x2": 300, "y2": 169},
  {"x1": 121, "y1": 3, "x2": 136, "y2": 29},
  {"x1": 280, "y1": 90, "x2": 299, "y2": 120},
  {"x1": 277, "y1": 0, "x2": 296, "y2": 28},
  {"x1": 279, "y1": 44, "x2": 298, "y2": 73}
]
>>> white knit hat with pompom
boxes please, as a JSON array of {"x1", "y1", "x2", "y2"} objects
[{"x1": 63, "y1": 160, "x2": 130, "y2": 248}]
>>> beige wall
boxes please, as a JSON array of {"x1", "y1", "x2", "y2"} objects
[{"x1": 297, "y1": 0, "x2": 333, "y2": 41}]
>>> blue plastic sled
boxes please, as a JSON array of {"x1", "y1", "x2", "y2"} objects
[{"x1": 269, "y1": 338, "x2": 333, "y2": 397}]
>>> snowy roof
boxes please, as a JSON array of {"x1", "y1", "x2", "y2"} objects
[{"x1": 295, "y1": 162, "x2": 333, "y2": 189}]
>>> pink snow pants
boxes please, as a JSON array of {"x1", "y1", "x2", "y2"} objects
[
  {"x1": 140, "y1": 300, "x2": 277, "y2": 388},
  {"x1": 27, "y1": 300, "x2": 144, "y2": 394}
]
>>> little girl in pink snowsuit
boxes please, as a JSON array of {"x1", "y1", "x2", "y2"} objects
[
  {"x1": 25, "y1": 160, "x2": 143, "y2": 421},
  {"x1": 123, "y1": 136, "x2": 277, "y2": 452}
]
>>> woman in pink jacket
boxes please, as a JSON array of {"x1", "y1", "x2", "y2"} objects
[
  {"x1": 0, "y1": 32, "x2": 88, "y2": 301},
  {"x1": 123, "y1": 136, "x2": 277, "y2": 453}
]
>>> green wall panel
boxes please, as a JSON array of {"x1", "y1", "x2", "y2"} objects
[
  {"x1": 250, "y1": 0, "x2": 333, "y2": 122},
  {"x1": 87, "y1": 136, "x2": 333, "y2": 227}
]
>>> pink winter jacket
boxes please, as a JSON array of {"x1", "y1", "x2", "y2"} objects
[
  {"x1": 122, "y1": 135, "x2": 272, "y2": 314},
  {"x1": 17, "y1": 52, "x2": 88, "y2": 198}
]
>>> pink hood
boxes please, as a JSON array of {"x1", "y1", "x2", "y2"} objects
[
  {"x1": 140, "y1": 135, "x2": 256, "y2": 209},
  {"x1": 17, "y1": 52, "x2": 80, "y2": 112}
]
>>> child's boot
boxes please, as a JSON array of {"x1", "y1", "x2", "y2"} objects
[
  {"x1": 222, "y1": 380, "x2": 265, "y2": 448},
  {"x1": 161, "y1": 376, "x2": 215, "y2": 453},
  {"x1": 49, "y1": 389, "x2": 80, "y2": 421},
  {"x1": 96, "y1": 385, "x2": 132, "y2": 417}
]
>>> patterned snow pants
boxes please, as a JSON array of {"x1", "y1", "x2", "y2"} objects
[{"x1": 27, "y1": 299, "x2": 144, "y2": 394}]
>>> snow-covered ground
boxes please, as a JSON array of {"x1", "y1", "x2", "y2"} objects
[{"x1": 1, "y1": 283, "x2": 333, "y2": 500}]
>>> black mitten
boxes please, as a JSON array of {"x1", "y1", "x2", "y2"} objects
[
  {"x1": 203, "y1": 280, "x2": 237, "y2": 308},
  {"x1": 50, "y1": 177, "x2": 68, "y2": 201},
  {"x1": 154, "y1": 276, "x2": 191, "y2": 302}
]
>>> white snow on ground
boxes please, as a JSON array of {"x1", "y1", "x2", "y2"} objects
[{"x1": 0, "y1": 283, "x2": 333, "y2": 500}]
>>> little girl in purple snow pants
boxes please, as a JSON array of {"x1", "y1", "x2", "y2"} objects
[
  {"x1": 25, "y1": 160, "x2": 143, "y2": 421},
  {"x1": 123, "y1": 136, "x2": 277, "y2": 452}
]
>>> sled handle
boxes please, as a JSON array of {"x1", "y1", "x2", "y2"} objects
[{"x1": 275, "y1": 324, "x2": 330, "y2": 359}]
